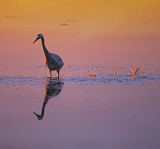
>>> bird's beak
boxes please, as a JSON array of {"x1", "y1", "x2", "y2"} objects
[{"x1": 33, "y1": 37, "x2": 39, "y2": 44}]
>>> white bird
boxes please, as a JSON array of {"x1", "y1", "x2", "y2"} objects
[{"x1": 33, "y1": 34, "x2": 64, "y2": 78}]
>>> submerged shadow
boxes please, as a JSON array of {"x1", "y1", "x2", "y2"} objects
[{"x1": 33, "y1": 77, "x2": 64, "y2": 120}]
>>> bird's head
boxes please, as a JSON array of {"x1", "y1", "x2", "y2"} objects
[{"x1": 33, "y1": 34, "x2": 43, "y2": 44}]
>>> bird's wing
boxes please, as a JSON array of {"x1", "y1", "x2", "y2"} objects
[
  {"x1": 130, "y1": 68, "x2": 136, "y2": 76},
  {"x1": 50, "y1": 53, "x2": 64, "y2": 68},
  {"x1": 135, "y1": 67, "x2": 140, "y2": 74}
]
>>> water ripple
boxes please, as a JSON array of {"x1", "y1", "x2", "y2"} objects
[{"x1": 0, "y1": 69, "x2": 159, "y2": 88}]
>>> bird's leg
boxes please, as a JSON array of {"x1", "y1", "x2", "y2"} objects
[
  {"x1": 50, "y1": 70, "x2": 52, "y2": 78},
  {"x1": 57, "y1": 70, "x2": 59, "y2": 80}
]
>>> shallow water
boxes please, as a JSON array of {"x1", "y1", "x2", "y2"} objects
[
  {"x1": 0, "y1": 65, "x2": 160, "y2": 149},
  {"x1": 1, "y1": 65, "x2": 160, "y2": 88},
  {"x1": 1, "y1": 0, "x2": 160, "y2": 148}
]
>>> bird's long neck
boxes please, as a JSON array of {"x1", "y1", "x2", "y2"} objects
[{"x1": 41, "y1": 37, "x2": 50, "y2": 59}]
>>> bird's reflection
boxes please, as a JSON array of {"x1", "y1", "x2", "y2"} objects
[{"x1": 33, "y1": 77, "x2": 64, "y2": 120}]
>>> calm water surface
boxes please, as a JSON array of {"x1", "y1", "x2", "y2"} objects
[
  {"x1": 0, "y1": 65, "x2": 160, "y2": 149},
  {"x1": 1, "y1": 0, "x2": 160, "y2": 148}
]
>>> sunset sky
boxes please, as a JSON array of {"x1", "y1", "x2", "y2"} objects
[{"x1": 0, "y1": 0, "x2": 160, "y2": 66}]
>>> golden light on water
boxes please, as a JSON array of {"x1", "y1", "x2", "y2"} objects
[{"x1": 1, "y1": 0, "x2": 160, "y2": 34}]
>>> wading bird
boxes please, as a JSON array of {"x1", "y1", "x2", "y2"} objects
[{"x1": 33, "y1": 34, "x2": 64, "y2": 78}]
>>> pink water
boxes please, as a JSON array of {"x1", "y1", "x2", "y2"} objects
[
  {"x1": 1, "y1": 0, "x2": 160, "y2": 148},
  {"x1": 0, "y1": 65, "x2": 160, "y2": 149}
]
